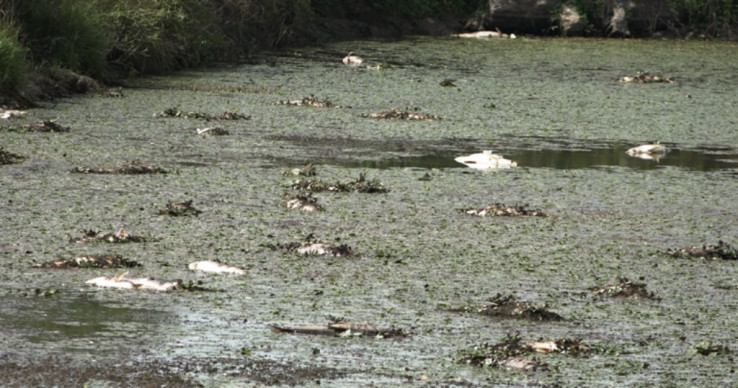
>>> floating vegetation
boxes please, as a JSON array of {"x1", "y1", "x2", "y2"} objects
[
  {"x1": 85, "y1": 273, "x2": 180, "y2": 291},
  {"x1": 196, "y1": 127, "x2": 230, "y2": 136},
  {"x1": 71, "y1": 160, "x2": 168, "y2": 174},
  {"x1": 619, "y1": 72, "x2": 676, "y2": 83},
  {"x1": 463, "y1": 203, "x2": 547, "y2": 217},
  {"x1": 0, "y1": 147, "x2": 24, "y2": 165},
  {"x1": 69, "y1": 229, "x2": 150, "y2": 244},
  {"x1": 285, "y1": 193, "x2": 323, "y2": 212},
  {"x1": 291, "y1": 172, "x2": 388, "y2": 193},
  {"x1": 667, "y1": 241, "x2": 738, "y2": 260},
  {"x1": 158, "y1": 200, "x2": 202, "y2": 216},
  {"x1": 272, "y1": 321, "x2": 405, "y2": 338},
  {"x1": 448, "y1": 294, "x2": 564, "y2": 321},
  {"x1": 282, "y1": 163, "x2": 317, "y2": 177},
  {"x1": 687, "y1": 341, "x2": 731, "y2": 357},
  {"x1": 188, "y1": 260, "x2": 246, "y2": 275},
  {"x1": 277, "y1": 95, "x2": 338, "y2": 108},
  {"x1": 35, "y1": 255, "x2": 141, "y2": 269},
  {"x1": 362, "y1": 108, "x2": 440, "y2": 121},
  {"x1": 591, "y1": 277, "x2": 657, "y2": 299},
  {"x1": 157, "y1": 108, "x2": 250, "y2": 121},
  {"x1": 457, "y1": 333, "x2": 589, "y2": 372}
]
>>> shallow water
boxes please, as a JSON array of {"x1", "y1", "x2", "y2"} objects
[{"x1": 1, "y1": 36, "x2": 737, "y2": 387}]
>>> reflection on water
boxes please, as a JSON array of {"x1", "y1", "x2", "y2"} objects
[{"x1": 338, "y1": 147, "x2": 738, "y2": 171}]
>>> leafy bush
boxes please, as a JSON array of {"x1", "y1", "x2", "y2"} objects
[{"x1": 0, "y1": 18, "x2": 28, "y2": 92}]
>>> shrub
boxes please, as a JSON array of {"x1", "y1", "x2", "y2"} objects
[{"x1": 0, "y1": 18, "x2": 28, "y2": 92}]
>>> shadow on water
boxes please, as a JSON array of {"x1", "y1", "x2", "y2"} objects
[{"x1": 337, "y1": 147, "x2": 738, "y2": 171}]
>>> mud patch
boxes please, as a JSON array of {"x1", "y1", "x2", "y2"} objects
[
  {"x1": 158, "y1": 200, "x2": 202, "y2": 216},
  {"x1": 447, "y1": 294, "x2": 564, "y2": 322},
  {"x1": 69, "y1": 229, "x2": 151, "y2": 244},
  {"x1": 35, "y1": 255, "x2": 141, "y2": 269},
  {"x1": 462, "y1": 203, "x2": 548, "y2": 217},
  {"x1": 272, "y1": 321, "x2": 406, "y2": 338},
  {"x1": 71, "y1": 160, "x2": 168, "y2": 174},
  {"x1": 591, "y1": 277, "x2": 657, "y2": 299},
  {"x1": 667, "y1": 241, "x2": 738, "y2": 260}
]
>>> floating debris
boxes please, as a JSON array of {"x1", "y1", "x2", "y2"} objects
[
  {"x1": 342, "y1": 53, "x2": 364, "y2": 67},
  {"x1": 85, "y1": 273, "x2": 179, "y2": 291},
  {"x1": 625, "y1": 143, "x2": 667, "y2": 160},
  {"x1": 99, "y1": 87, "x2": 124, "y2": 98},
  {"x1": 71, "y1": 160, "x2": 168, "y2": 174},
  {"x1": 157, "y1": 108, "x2": 250, "y2": 121},
  {"x1": 591, "y1": 277, "x2": 657, "y2": 299},
  {"x1": 271, "y1": 235, "x2": 357, "y2": 257},
  {"x1": 440, "y1": 79, "x2": 457, "y2": 87},
  {"x1": 278, "y1": 95, "x2": 337, "y2": 108},
  {"x1": 0, "y1": 108, "x2": 27, "y2": 119},
  {"x1": 452, "y1": 29, "x2": 516, "y2": 39},
  {"x1": 35, "y1": 255, "x2": 141, "y2": 269},
  {"x1": 366, "y1": 63, "x2": 393, "y2": 70},
  {"x1": 291, "y1": 172, "x2": 388, "y2": 193},
  {"x1": 285, "y1": 193, "x2": 323, "y2": 212},
  {"x1": 688, "y1": 341, "x2": 731, "y2": 357},
  {"x1": 619, "y1": 72, "x2": 675, "y2": 83},
  {"x1": 0, "y1": 147, "x2": 24, "y2": 165},
  {"x1": 69, "y1": 229, "x2": 150, "y2": 244},
  {"x1": 196, "y1": 127, "x2": 230, "y2": 136},
  {"x1": 454, "y1": 150, "x2": 517, "y2": 170},
  {"x1": 272, "y1": 321, "x2": 405, "y2": 338},
  {"x1": 667, "y1": 241, "x2": 738, "y2": 260},
  {"x1": 188, "y1": 260, "x2": 246, "y2": 275},
  {"x1": 158, "y1": 199, "x2": 202, "y2": 217},
  {"x1": 448, "y1": 294, "x2": 564, "y2": 321},
  {"x1": 282, "y1": 163, "x2": 318, "y2": 177},
  {"x1": 463, "y1": 203, "x2": 547, "y2": 217},
  {"x1": 21, "y1": 120, "x2": 70, "y2": 132},
  {"x1": 363, "y1": 108, "x2": 439, "y2": 121},
  {"x1": 457, "y1": 333, "x2": 589, "y2": 372}
]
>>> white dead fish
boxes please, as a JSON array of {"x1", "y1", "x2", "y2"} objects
[
  {"x1": 0, "y1": 109, "x2": 27, "y2": 119},
  {"x1": 188, "y1": 260, "x2": 246, "y2": 275},
  {"x1": 626, "y1": 143, "x2": 667, "y2": 160},
  {"x1": 196, "y1": 127, "x2": 229, "y2": 136},
  {"x1": 454, "y1": 150, "x2": 517, "y2": 170},
  {"x1": 452, "y1": 29, "x2": 516, "y2": 39},
  {"x1": 85, "y1": 273, "x2": 180, "y2": 291},
  {"x1": 342, "y1": 53, "x2": 364, "y2": 67}
]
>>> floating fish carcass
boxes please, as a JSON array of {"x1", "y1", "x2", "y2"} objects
[
  {"x1": 188, "y1": 260, "x2": 246, "y2": 275},
  {"x1": 454, "y1": 150, "x2": 517, "y2": 170},
  {"x1": 625, "y1": 143, "x2": 667, "y2": 160},
  {"x1": 342, "y1": 53, "x2": 364, "y2": 66},
  {"x1": 0, "y1": 109, "x2": 27, "y2": 119},
  {"x1": 85, "y1": 273, "x2": 180, "y2": 291},
  {"x1": 272, "y1": 321, "x2": 405, "y2": 338},
  {"x1": 452, "y1": 30, "x2": 516, "y2": 39}
]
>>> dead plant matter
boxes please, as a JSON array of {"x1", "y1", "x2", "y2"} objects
[
  {"x1": 362, "y1": 108, "x2": 440, "y2": 121},
  {"x1": 158, "y1": 200, "x2": 202, "y2": 216},
  {"x1": 667, "y1": 241, "x2": 738, "y2": 260},
  {"x1": 448, "y1": 293, "x2": 564, "y2": 321},
  {"x1": 35, "y1": 255, "x2": 141, "y2": 269},
  {"x1": 278, "y1": 95, "x2": 338, "y2": 108},
  {"x1": 69, "y1": 229, "x2": 150, "y2": 244},
  {"x1": 158, "y1": 107, "x2": 250, "y2": 121},
  {"x1": 463, "y1": 203, "x2": 548, "y2": 217},
  {"x1": 0, "y1": 147, "x2": 24, "y2": 165},
  {"x1": 71, "y1": 160, "x2": 168, "y2": 174},
  {"x1": 272, "y1": 321, "x2": 405, "y2": 338},
  {"x1": 591, "y1": 276, "x2": 657, "y2": 299},
  {"x1": 291, "y1": 172, "x2": 388, "y2": 193}
]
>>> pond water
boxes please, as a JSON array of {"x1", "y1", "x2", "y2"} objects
[{"x1": 1, "y1": 36, "x2": 737, "y2": 387}]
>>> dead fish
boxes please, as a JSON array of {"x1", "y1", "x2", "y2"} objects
[
  {"x1": 285, "y1": 194, "x2": 323, "y2": 212},
  {"x1": 452, "y1": 29, "x2": 516, "y2": 39},
  {"x1": 196, "y1": 127, "x2": 229, "y2": 136},
  {"x1": 626, "y1": 143, "x2": 667, "y2": 159},
  {"x1": 498, "y1": 356, "x2": 544, "y2": 371},
  {"x1": 525, "y1": 339, "x2": 590, "y2": 354},
  {"x1": 85, "y1": 273, "x2": 180, "y2": 291},
  {"x1": 188, "y1": 260, "x2": 246, "y2": 275},
  {"x1": 455, "y1": 150, "x2": 517, "y2": 170},
  {"x1": 342, "y1": 53, "x2": 364, "y2": 66},
  {"x1": 0, "y1": 109, "x2": 27, "y2": 119},
  {"x1": 619, "y1": 72, "x2": 675, "y2": 83}
]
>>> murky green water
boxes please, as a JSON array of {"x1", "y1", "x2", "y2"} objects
[{"x1": 1, "y1": 37, "x2": 737, "y2": 387}]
